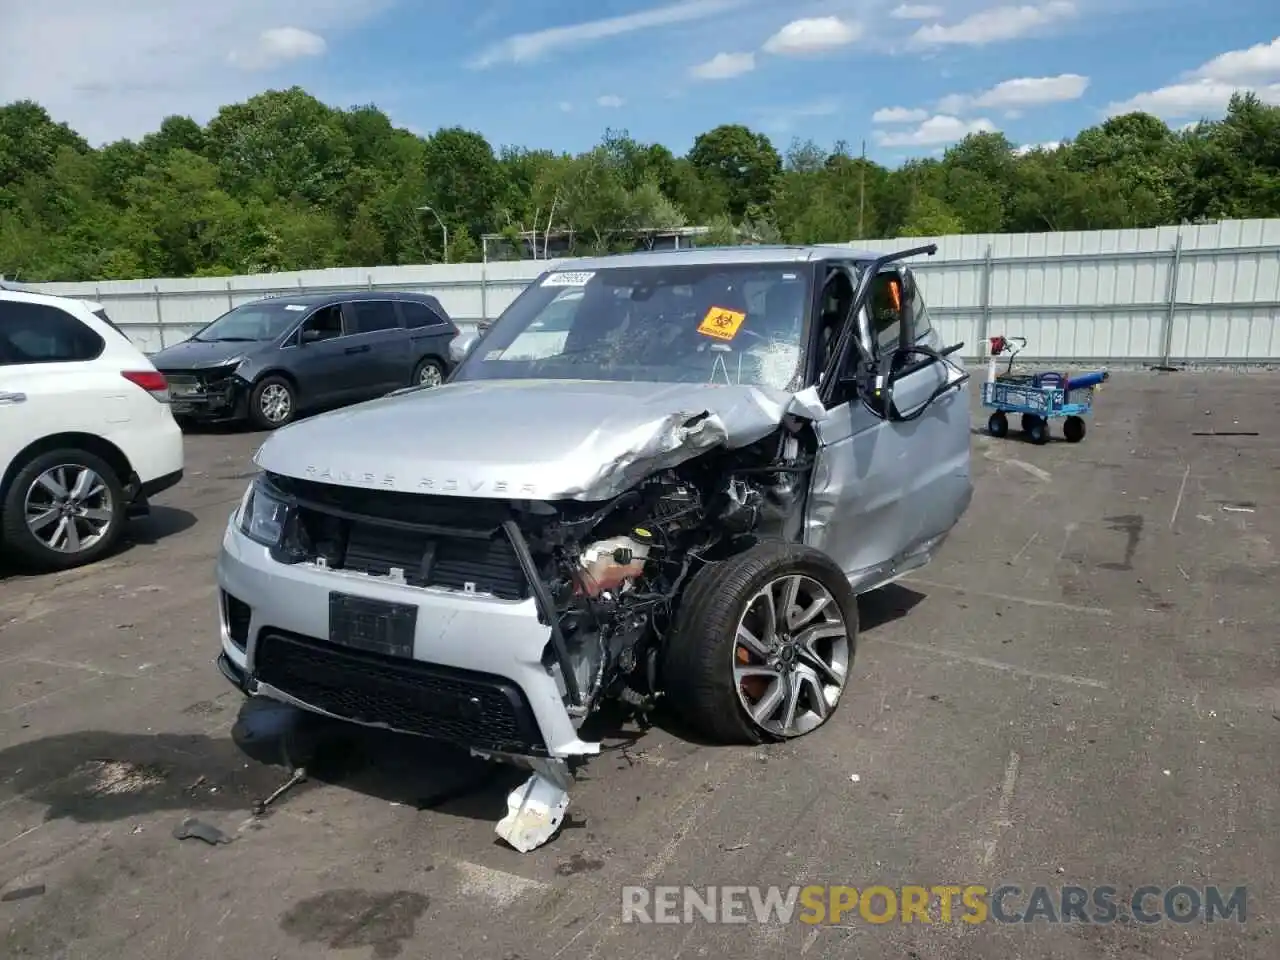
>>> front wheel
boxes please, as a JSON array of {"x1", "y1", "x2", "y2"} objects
[
  {"x1": 661, "y1": 542, "x2": 858, "y2": 745},
  {"x1": 412, "y1": 358, "x2": 445, "y2": 388},
  {"x1": 249, "y1": 375, "x2": 297, "y2": 430},
  {"x1": 988, "y1": 411, "x2": 1009, "y2": 438},
  {"x1": 1, "y1": 449, "x2": 127, "y2": 571},
  {"x1": 1063, "y1": 415, "x2": 1086, "y2": 443}
]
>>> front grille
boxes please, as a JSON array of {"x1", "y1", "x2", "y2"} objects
[
  {"x1": 273, "y1": 476, "x2": 530, "y2": 600},
  {"x1": 254, "y1": 631, "x2": 548, "y2": 754}
]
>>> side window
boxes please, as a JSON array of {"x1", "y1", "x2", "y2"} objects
[
  {"x1": 301, "y1": 304, "x2": 344, "y2": 342},
  {"x1": 867, "y1": 272, "x2": 906, "y2": 350},
  {"x1": 399, "y1": 301, "x2": 445, "y2": 330},
  {"x1": 0, "y1": 302, "x2": 105, "y2": 365},
  {"x1": 347, "y1": 301, "x2": 400, "y2": 334},
  {"x1": 910, "y1": 274, "x2": 932, "y2": 339}
]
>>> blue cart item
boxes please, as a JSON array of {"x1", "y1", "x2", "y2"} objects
[{"x1": 981, "y1": 336, "x2": 1106, "y2": 445}]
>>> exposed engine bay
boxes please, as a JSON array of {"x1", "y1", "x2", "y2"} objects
[{"x1": 522, "y1": 413, "x2": 816, "y2": 720}]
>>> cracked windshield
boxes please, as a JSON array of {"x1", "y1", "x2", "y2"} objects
[{"x1": 455, "y1": 264, "x2": 811, "y2": 389}]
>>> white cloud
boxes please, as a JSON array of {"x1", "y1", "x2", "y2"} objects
[
  {"x1": 596, "y1": 94, "x2": 624, "y2": 108},
  {"x1": 1191, "y1": 36, "x2": 1280, "y2": 83},
  {"x1": 558, "y1": 101, "x2": 574, "y2": 112},
  {"x1": 873, "y1": 114, "x2": 996, "y2": 146},
  {"x1": 940, "y1": 73, "x2": 1088, "y2": 113},
  {"x1": 890, "y1": 4, "x2": 944, "y2": 19},
  {"x1": 911, "y1": 1, "x2": 1075, "y2": 47},
  {"x1": 1013, "y1": 140, "x2": 1061, "y2": 155},
  {"x1": 690, "y1": 51, "x2": 757, "y2": 79},
  {"x1": 229, "y1": 27, "x2": 327, "y2": 71},
  {"x1": 762, "y1": 17, "x2": 863, "y2": 56},
  {"x1": 0, "y1": 1, "x2": 389, "y2": 145},
  {"x1": 1106, "y1": 37, "x2": 1280, "y2": 119},
  {"x1": 1107, "y1": 80, "x2": 1280, "y2": 119},
  {"x1": 872, "y1": 106, "x2": 929, "y2": 123},
  {"x1": 471, "y1": 0, "x2": 744, "y2": 67}
]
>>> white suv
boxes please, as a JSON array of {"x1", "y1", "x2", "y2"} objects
[{"x1": 0, "y1": 290, "x2": 185, "y2": 571}]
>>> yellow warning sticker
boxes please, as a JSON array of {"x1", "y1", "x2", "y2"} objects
[{"x1": 697, "y1": 306, "x2": 747, "y2": 341}]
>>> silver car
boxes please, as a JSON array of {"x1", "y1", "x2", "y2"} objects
[{"x1": 214, "y1": 245, "x2": 972, "y2": 850}]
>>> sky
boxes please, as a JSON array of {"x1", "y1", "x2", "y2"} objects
[{"x1": 2, "y1": 0, "x2": 1279, "y2": 165}]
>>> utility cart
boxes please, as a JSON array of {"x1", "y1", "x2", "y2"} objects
[{"x1": 980, "y1": 336, "x2": 1108, "y2": 445}]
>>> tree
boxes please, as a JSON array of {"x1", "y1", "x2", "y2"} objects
[
  {"x1": 688, "y1": 124, "x2": 782, "y2": 219},
  {"x1": 0, "y1": 86, "x2": 1277, "y2": 281}
]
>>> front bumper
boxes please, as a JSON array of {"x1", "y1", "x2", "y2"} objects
[
  {"x1": 164, "y1": 372, "x2": 249, "y2": 421},
  {"x1": 215, "y1": 516, "x2": 599, "y2": 761}
]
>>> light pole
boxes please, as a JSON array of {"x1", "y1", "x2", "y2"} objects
[{"x1": 417, "y1": 206, "x2": 449, "y2": 263}]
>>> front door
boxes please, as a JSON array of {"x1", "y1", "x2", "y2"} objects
[
  {"x1": 289, "y1": 304, "x2": 363, "y2": 406},
  {"x1": 805, "y1": 266, "x2": 972, "y2": 592}
]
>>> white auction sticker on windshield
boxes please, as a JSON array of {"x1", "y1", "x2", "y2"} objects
[
  {"x1": 542, "y1": 271, "x2": 594, "y2": 287},
  {"x1": 283, "y1": 304, "x2": 307, "y2": 311}
]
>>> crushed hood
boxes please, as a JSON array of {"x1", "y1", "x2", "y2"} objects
[{"x1": 254, "y1": 379, "x2": 827, "y2": 501}]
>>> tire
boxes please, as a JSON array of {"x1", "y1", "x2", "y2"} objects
[
  {"x1": 248, "y1": 375, "x2": 297, "y2": 430},
  {"x1": 1026, "y1": 418, "x2": 1050, "y2": 445},
  {"x1": 661, "y1": 541, "x2": 859, "y2": 745},
  {"x1": 1, "y1": 448, "x2": 127, "y2": 571},
  {"x1": 1020, "y1": 413, "x2": 1040, "y2": 434},
  {"x1": 412, "y1": 357, "x2": 445, "y2": 388},
  {"x1": 1063, "y1": 415, "x2": 1086, "y2": 443},
  {"x1": 987, "y1": 411, "x2": 1009, "y2": 438}
]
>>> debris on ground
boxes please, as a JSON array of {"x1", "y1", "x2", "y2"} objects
[
  {"x1": 252, "y1": 767, "x2": 308, "y2": 816},
  {"x1": 495, "y1": 773, "x2": 570, "y2": 853},
  {"x1": 1, "y1": 884, "x2": 46, "y2": 902},
  {"x1": 173, "y1": 817, "x2": 233, "y2": 845},
  {"x1": 849, "y1": 774, "x2": 861, "y2": 783}
]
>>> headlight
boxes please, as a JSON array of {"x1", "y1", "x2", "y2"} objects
[{"x1": 239, "y1": 479, "x2": 290, "y2": 546}]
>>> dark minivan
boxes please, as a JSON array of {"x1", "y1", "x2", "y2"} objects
[{"x1": 151, "y1": 291, "x2": 458, "y2": 430}]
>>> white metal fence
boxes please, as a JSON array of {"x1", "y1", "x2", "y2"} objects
[{"x1": 23, "y1": 218, "x2": 1280, "y2": 365}]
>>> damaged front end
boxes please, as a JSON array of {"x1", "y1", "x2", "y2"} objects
[
  {"x1": 224, "y1": 383, "x2": 826, "y2": 851},
  {"x1": 166, "y1": 366, "x2": 250, "y2": 421}
]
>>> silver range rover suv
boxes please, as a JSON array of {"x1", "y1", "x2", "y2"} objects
[{"x1": 214, "y1": 244, "x2": 973, "y2": 851}]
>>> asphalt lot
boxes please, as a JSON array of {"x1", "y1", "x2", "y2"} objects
[{"x1": 1, "y1": 372, "x2": 1276, "y2": 959}]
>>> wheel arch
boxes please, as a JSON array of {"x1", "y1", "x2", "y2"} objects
[{"x1": 1, "y1": 433, "x2": 134, "y2": 505}]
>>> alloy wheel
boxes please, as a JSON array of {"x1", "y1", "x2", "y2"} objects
[
  {"x1": 418, "y1": 363, "x2": 443, "y2": 387},
  {"x1": 260, "y1": 383, "x2": 292, "y2": 423},
  {"x1": 24, "y1": 464, "x2": 115, "y2": 554},
  {"x1": 732, "y1": 574, "x2": 850, "y2": 738}
]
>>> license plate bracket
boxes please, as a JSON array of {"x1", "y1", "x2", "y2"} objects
[{"x1": 328, "y1": 593, "x2": 418, "y2": 658}]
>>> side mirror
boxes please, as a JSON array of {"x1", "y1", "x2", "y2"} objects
[
  {"x1": 300, "y1": 329, "x2": 323, "y2": 345},
  {"x1": 449, "y1": 331, "x2": 480, "y2": 364}
]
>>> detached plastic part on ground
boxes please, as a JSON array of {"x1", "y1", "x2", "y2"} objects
[{"x1": 494, "y1": 772, "x2": 572, "y2": 853}]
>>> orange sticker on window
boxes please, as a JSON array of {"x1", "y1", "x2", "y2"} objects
[{"x1": 697, "y1": 306, "x2": 747, "y2": 341}]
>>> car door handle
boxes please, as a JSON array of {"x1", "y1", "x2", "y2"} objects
[
  {"x1": 344, "y1": 345, "x2": 371, "y2": 355},
  {"x1": 0, "y1": 391, "x2": 26, "y2": 404}
]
